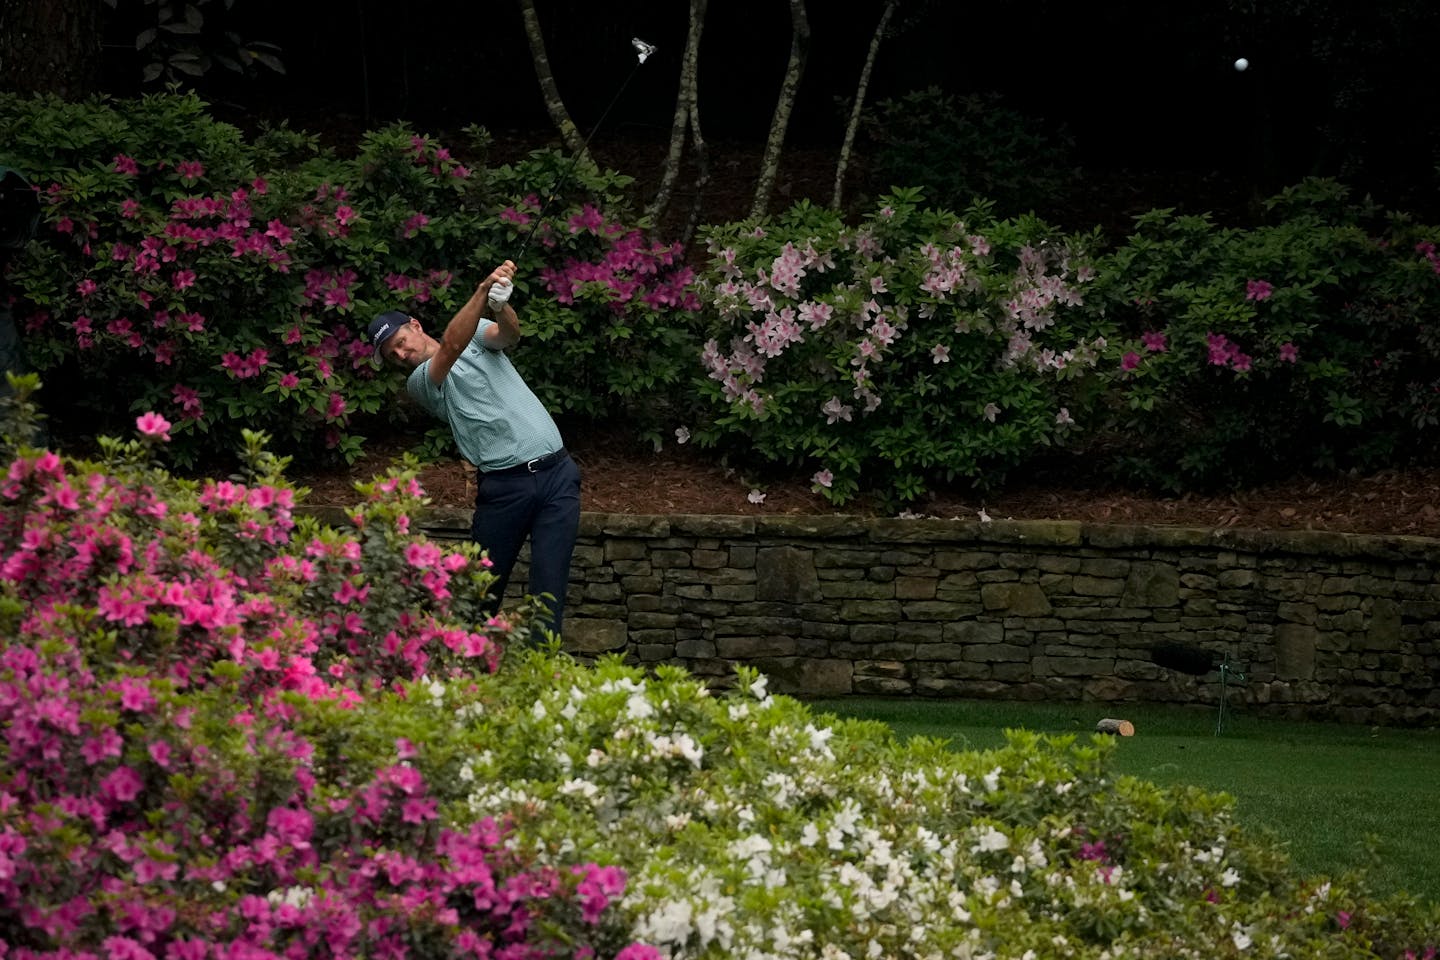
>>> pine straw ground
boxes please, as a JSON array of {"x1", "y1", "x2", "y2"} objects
[{"x1": 292, "y1": 429, "x2": 1440, "y2": 540}]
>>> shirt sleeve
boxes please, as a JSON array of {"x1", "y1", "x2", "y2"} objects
[{"x1": 406, "y1": 361, "x2": 444, "y2": 417}]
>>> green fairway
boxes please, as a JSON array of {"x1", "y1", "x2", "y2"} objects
[{"x1": 807, "y1": 697, "x2": 1440, "y2": 903}]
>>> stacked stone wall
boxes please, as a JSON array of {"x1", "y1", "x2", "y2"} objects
[{"x1": 309, "y1": 507, "x2": 1440, "y2": 725}]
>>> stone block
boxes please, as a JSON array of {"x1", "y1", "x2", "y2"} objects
[
  {"x1": 675, "y1": 638, "x2": 717, "y2": 658},
  {"x1": 1366, "y1": 598, "x2": 1402, "y2": 651},
  {"x1": 1122, "y1": 562, "x2": 1180, "y2": 607},
  {"x1": 752, "y1": 657, "x2": 853, "y2": 696},
  {"x1": 896, "y1": 576, "x2": 938, "y2": 599},
  {"x1": 854, "y1": 676, "x2": 914, "y2": 695},
  {"x1": 980, "y1": 582, "x2": 1053, "y2": 616},
  {"x1": 1277, "y1": 602, "x2": 1317, "y2": 625},
  {"x1": 563, "y1": 618, "x2": 629, "y2": 654},
  {"x1": 1073, "y1": 576, "x2": 1126, "y2": 597},
  {"x1": 718, "y1": 636, "x2": 798, "y2": 658},
  {"x1": 715, "y1": 616, "x2": 802, "y2": 636},
  {"x1": 692, "y1": 549, "x2": 729, "y2": 569},
  {"x1": 1035, "y1": 655, "x2": 1113, "y2": 677},
  {"x1": 1081, "y1": 558, "x2": 1132, "y2": 578},
  {"x1": 962, "y1": 643, "x2": 1033, "y2": 663},
  {"x1": 851, "y1": 623, "x2": 896, "y2": 643},
  {"x1": 943, "y1": 621, "x2": 1005, "y2": 644},
  {"x1": 1275, "y1": 623, "x2": 1317, "y2": 680},
  {"x1": 839, "y1": 599, "x2": 904, "y2": 622},
  {"x1": 605, "y1": 540, "x2": 648, "y2": 561},
  {"x1": 902, "y1": 601, "x2": 972, "y2": 621},
  {"x1": 855, "y1": 659, "x2": 909, "y2": 678}
]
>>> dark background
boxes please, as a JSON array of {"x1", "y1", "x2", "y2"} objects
[{"x1": 91, "y1": 0, "x2": 1440, "y2": 221}]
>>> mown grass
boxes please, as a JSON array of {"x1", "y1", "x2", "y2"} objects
[{"x1": 807, "y1": 697, "x2": 1440, "y2": 903}]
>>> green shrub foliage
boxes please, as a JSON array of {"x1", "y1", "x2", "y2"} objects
[{"x1": 4, "y1": 94, "x2": 1439, "y2": 503}]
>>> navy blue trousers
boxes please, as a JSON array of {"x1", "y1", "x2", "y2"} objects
[{"x1": 470, "y1": 454, "x2": 581, "y2": 639}]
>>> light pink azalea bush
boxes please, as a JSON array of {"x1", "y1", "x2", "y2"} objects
[
  {"x1": 691, "y1": 189, "x2": 1109, "y2": 506},
  {"x1": 0, "y1": 378, "x2": 654, "y2": 960}
]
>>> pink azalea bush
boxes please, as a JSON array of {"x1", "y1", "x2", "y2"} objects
[
  {"x1": 1091, "y1": 178, "x2": 1440, "y2": 490},
  {"x1": 0, "y1": 379, "x2": 651, "y2": 960},
  {"x1": 0, "y1": 93, "x2": 702, "y2": 465}
]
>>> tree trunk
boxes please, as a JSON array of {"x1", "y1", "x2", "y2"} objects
[
  {"x1": 680, "y1": 39, "x2": 711, "y2": 245},
  {"x1": 748, "y1": 0, "x2": 810, "y2": 220},
  {"x1": 646, "y1": 0, "x2": 708, "y2": 225},
  {"x1": 517, "y1": 0, "x2": 590, "y2": 165},
  {"x1": 832, "y1": 0, "x2": 897, "y2": 211},
  {"x1": 0, "y1": 0, "x2": 100, "y2": 99}
]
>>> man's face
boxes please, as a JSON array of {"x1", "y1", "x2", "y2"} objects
[{"x1": 382, "y1": 318, "x2": 432, "y2": 368}]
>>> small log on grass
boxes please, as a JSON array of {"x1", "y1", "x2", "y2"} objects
[{"x1": 1095, "y1": 718, "x2": 1135, "y2": 736}]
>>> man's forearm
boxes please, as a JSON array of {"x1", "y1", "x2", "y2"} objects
[
  {"x1": 439, "y1": 291, "x2": 486, "y2": 355},
  {"x1": 489, "y1": 302, "x2": 521, "y2": 349}
]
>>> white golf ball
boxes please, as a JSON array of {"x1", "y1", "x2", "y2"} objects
[{"x1": 1234, "y1": 57, "x2": 1249, "y2": 72}]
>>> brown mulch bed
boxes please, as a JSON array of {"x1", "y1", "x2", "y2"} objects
[{"x1": 290, "y1": 430, "x2": 1440, "y2": 540}]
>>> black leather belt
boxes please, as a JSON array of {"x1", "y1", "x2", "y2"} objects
[{"x1": 478, "y1": 448, "x2": 568, "y2": 478}]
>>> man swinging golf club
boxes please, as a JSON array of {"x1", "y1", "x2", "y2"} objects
[
  {"x1": 368, "y1": 260, "x2": 580, "y2": 640},
  {"x1": 369, "y1": 37, "x2": 656, "y2": 641}
]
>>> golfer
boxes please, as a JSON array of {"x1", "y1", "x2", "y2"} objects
[{"x1": 368, "y1": 259, "x2": 580, "y2": 639}]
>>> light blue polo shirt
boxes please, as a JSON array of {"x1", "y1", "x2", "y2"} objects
[{"x1": 406, "y1": 319, "x2": 563, "y2": 471}]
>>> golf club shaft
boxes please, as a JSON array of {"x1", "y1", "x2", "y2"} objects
[{"x1": 514, "y1": 55, "x2": 648, "y2": 263}]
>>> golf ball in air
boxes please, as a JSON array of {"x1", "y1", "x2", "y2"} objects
[{"x1": 1234, "y1": 57, "x2": 1249, "y2": 71}]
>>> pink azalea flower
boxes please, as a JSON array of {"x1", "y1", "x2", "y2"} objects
[
  {"x1": 1278, "y1": 342, "x2": 1299, "y2": 363},
  {"x1": 616, "y1": 946, "x2": 663, "y2": 960},
  {"x1": 113, "y1": 154, "x2": 140, "y2": 175},
  {"x1": 76, "y1": 278, "x2": 98, "y2": 297},
  {"x1": 1206, "y1": 332, "x2": 1235, "y2": 366},
  {"x1": 175, "y1": 159, "x2": 205, "y2": 180},
  {"x1": 279, "y1": 372, "x2": 300, "y2": 389},
  {"x1": 402, "y1": 798, "x2": 438, "y2": 823},
  {"x1": 1245, "y1": 279, "x2": 1274, "y2": 301},
  {"x1": 1121, "y1": 351, "x2": 1142, "y2": 371},
  {"x1": 172, "y1": 269, "x2": 196, "y2": 290},
  {"x1": 1141, "y1": 330, "x2": 1168, "y2": 352},
  {"x1": 101, "y1": 765, "x2": 145, "y2": 804},
  {"x1": 265, "y1": 219, "x2": 293, "y2": 245},
  {"x1": 135, "y1": 412, "x2": 173, "y2": 441},
  {"x1": 931, "y1": 344, "x2": 950, "y2": 364},
  {"x1": 812, "y1": 469, "x2": 833, "y2": 489}
]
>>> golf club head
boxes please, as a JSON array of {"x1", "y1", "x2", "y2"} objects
[{"x1": 632, "y1": 37, "x2": 657, "y2": 64}]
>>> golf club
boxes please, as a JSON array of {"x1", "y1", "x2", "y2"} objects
[{"x1": 511, "y1": 37, "x2": 657, "y2": 265}]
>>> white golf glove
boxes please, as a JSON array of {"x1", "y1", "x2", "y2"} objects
[{"x1": 487, "y1": 277, "x2": 514, "y2": 312}]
